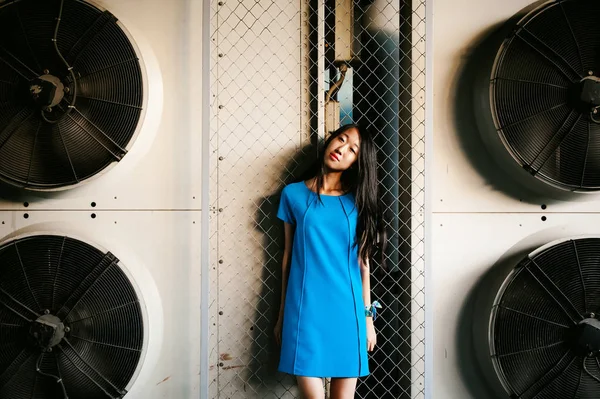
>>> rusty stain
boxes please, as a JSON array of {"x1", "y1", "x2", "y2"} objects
[
  {"x1": 156, "y1": 376, "x2": 171, "y2": 386},
  {"x1": 221, "y1": 365, "x2": 244, "y2": 370},
  {"x1": 220, "y1": 353, "x2": 233, "y2": 361}
]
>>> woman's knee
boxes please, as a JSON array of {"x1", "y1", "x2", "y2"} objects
[
  {"x1": 297, "y1": 376, "x2": 325, "y2": 399},
  {"x1": 329, "y1": 377, "x2": 358, "y2": 399}
]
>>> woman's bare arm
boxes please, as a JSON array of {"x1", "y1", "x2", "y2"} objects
[
  {"x1": 361, "y1": 256, "x2": 377, "y2": 351},
  {"x1": 275, "y1": 222, "x2": 294, "y2": 345},
  {"x1": 279, "y1": 222, "x2": 295, "y2": 317}
]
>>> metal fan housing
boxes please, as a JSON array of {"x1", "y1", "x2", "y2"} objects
[
  {"x1": 0, "y1": 0, "x2": 146, "y2": 191},
  {"x1": 0, "y1": 233, "x2": 146, "y2": 399},
  {"x1": 474, "y1": 237, "x2": 600, "y2": 399},
  {"x1": 487, "y1": 0, "x2": 600, "y2": 192}
]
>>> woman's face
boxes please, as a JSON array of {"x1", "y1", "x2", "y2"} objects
[{"x1": 324, "y1": 127, "x2": 361, "y2": 172}]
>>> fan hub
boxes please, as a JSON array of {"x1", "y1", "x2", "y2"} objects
[
  {"x1": 29, "y1": 74, "x2": 65, "y2": 108},
  {"x1": 569, "y1": 76, "x2": 600, "y2": 115},
  {"x1": 29, "y1": 314, "x2": 66, "y2": 350},
  {"x1": 566, "y1": 317, "x2": 600, "y2": 357}
]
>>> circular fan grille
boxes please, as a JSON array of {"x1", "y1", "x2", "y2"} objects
[
  {"x1": 0, "y1": 0, "x2": 143, "y2": 190},
  {"x1": 491, "y1": 237, "x2": 600, "y2": 398},
  {"x1": 0, "y1": 234, "x2": 144, "y2": 399},
  {"x1": 491, "y1": 0, "x2": 600, "y2": 191}
]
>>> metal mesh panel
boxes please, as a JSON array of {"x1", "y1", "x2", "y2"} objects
[{"x1": 210, "y1": 0, "x2": 426, "y2": 397}]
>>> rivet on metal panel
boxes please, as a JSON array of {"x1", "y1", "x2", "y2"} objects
[
  {"x1": 218, "y1": 105, "x2": 224, "y2": 109},
  {"x1": 218, "y1": 1, "x2": 224, "y2": 5},
  {"x1": 219, "y1": 259, "x2": 224, "y2": 264},
  {"x1": 218, "y1": 53, "x2": 224, "y2": 57},
  {"x1": 219, "y1": 156, "x2": 224, "y2": 161},
  {"x1": 23, "y1": 202, "x2": 29, "y2": 207},
  {"x1": 218, "y1": 208, "x2": 223, "y2": 212},
  {"x1": 219, "y1": 311, "x2": 223, "y2": 315},
  {"x1": 23, "y1": 213, "x2": 29, "y2": 219}
]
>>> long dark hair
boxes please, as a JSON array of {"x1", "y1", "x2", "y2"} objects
[{"x1": 308, "y1": 124, "x2": 387, "y2": 266}]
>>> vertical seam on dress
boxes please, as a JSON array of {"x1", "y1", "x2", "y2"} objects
[
  {"x1": 340, "y1": 196, "x2": 361, "y2": 376},
  {"x1": 292, "y1": 192, "x2": 317, "y2": 374}
]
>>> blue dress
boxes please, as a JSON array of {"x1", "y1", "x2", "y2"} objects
[{"x1": 277, "y1": 181, "x2": 369, "y2": 378}]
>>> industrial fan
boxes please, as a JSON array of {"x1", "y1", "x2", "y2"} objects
[
  {"x1": 0, "y1": 234, "x2": 144, "y2": 399},
  {"x1": 0, "y1": 0, "x2": 143, "y2": 190},
  {"x1": 479, "y1": 237, "x2": 600, "y2": 399},
  {"x1": 489, "y1": 0, "x2": 600, "y2": 191}
]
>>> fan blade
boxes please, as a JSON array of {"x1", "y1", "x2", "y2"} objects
[
  {"x1": 56, "y1": 252, "x2": 118, "y2": 320},
  {"x1": 60, "y1": 340, "x2": 126, "y2": 399}
]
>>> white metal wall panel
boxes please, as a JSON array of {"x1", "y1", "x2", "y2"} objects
[
  {"x1": 411, "y1": 2, "x2": 427, "y2": 395},
  {"x1": 0, "y1": 0, "x2": 203, "y2": 211},
  {"x1": 211, "y1": 1, "x2": 303, "y2": 398},
  {"x1": 433, "y1": 0, "x2": 600, "y2": 214},
  {"x1": 0, "y1": 210, "x2": 201, "y2": 398},
  {"x1": 432, "y1": 213, "x2": 600, "y2": 398}
]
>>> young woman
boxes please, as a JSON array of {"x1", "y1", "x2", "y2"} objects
[{"x1": 274, "y1": 124, "x2": 385, "y2": 398}]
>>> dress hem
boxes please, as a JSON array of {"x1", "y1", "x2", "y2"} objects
[{"x1": 278, "y1": 369, "x2": 370, "y2": 378}]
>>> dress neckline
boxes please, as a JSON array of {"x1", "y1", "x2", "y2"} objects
[{"x1": 302, "y1": 181, "x2": 351, "y2": 197}]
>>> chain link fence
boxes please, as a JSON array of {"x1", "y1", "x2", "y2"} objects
[{"x1": 210, "y1": 0, "x2": 426, "y2": 397}]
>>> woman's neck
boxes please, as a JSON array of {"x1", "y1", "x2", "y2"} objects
[{"x1": 310, "y1": 173, "x2": 344, "y2": 195}]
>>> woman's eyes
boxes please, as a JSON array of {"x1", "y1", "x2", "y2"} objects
[{"x1": 337, "y1": 136, "x2": 357, "y2": 154}]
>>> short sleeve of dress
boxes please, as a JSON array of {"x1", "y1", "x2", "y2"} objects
[{"x1": 277, "y1": 186, "x2": 296, "y2": 225}]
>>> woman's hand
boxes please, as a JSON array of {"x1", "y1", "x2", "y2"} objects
[
  {"x1": 274, "y1": 316, "x2": 283, "y2": 346},
  {"x1": 366, "y1": 317, "x2": 377, "y2": 352}
]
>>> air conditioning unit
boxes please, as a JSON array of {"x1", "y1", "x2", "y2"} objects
[
  {"x1": 470, "y1": 1, "x2": 600, "y2": 397},
  {"x1": 0, "y1": 0, "x2": 202, "y2": 398},
  {"x1": 433, "y1": 0, "x2": 600, "y2": 398},
  {"x1": 474, "y1": 235, "x2": 600, "y2": 399},
  {"x1": 0, "y1": 227, "x2": 161, "y2": 399},
  {"x1": 474, "y1": 0, "x2": 600, "y2": 198}
]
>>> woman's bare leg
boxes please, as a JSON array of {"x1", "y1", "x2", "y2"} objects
[
  {"x1": 329, "y1": 377, "x2": 358, "y2": 399},
  {"x1": 297, "y1": 376, "x2": 325, "y2": 399}
]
